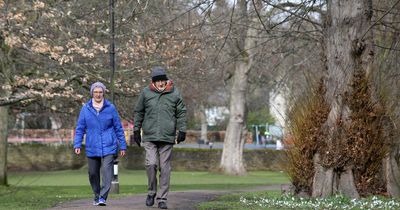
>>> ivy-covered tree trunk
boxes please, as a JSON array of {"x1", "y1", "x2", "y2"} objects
[{"x1": 312, "y1": 0, "x2": 387, "y2": 198}]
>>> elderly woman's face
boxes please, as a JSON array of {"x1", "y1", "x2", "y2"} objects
[{"x1": 92, "y1": 87, "x2": 104, "y2": 103}]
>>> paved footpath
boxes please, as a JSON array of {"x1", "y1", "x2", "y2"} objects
[{"x1": 48, "y1": 185, "x2": 287, "y2": 210}]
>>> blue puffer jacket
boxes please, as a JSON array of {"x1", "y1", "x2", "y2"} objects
[{"x1": 74, "y1": 99, "x2": 127, "y2": 157}]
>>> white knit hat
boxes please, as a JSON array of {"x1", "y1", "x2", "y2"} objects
[{"x1": 90, "y1": 82, "x2": 106, "y2": 96}]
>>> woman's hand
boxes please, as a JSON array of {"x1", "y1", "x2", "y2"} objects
[{"x1": 120, "y1": 150, "x2": 126, "y2": 157}]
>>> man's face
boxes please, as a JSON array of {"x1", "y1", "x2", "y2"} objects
[
  {"x1": 92, "y1": 87, "x2": 104, "y2": 103},
  {"x1": 154, "y1": 80, "x2": 167, "y2": 91}
]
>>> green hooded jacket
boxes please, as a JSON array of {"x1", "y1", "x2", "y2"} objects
[{"x1": 134, "y1": 81, "x2": 186, "y2": 143}]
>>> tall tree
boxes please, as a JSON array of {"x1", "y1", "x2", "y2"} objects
[
  {"x1": 283, "y1": 0, "x2": 400, "y2": 198},
  {"x1": 219, "y1": 0, "x2": 262, "y2": 175},
  {"x1": 282, "y1": 0, "x2": 400, "y2": 198}
]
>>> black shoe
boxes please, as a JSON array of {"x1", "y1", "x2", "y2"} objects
[
  {"x1": 146, "y1": 194, "x2": 156, "y2": 206},
  {"x1": 158, "y1": 201, "x2": 168, "y2": 209}
]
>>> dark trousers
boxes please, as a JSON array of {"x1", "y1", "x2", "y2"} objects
[
  {"x1": 87, "y1": 155, "x2": 115, "y2": 200},
  {"x1": 143, "y1": 141, "x2": 173, "y2": 200}
]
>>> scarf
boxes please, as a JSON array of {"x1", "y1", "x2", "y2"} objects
[{"x1": 92, "y1": 99, "x2": 104, "y2": 112}]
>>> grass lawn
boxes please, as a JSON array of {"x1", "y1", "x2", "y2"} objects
[
  {"x1": 198, "y1": 191, "x2": 282, "y2": 210},
  {"x1": 197, "y1": 191, "x2": 400, "y2": 210},
  {"x1": 0, "y1": 169, "x2": 289, "y2": 209}
]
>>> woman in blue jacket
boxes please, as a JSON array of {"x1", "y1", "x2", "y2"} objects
[{"x1": 74, "y1": 82, "x2": 127, "y2": 206}]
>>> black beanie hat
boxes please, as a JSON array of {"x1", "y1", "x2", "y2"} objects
[{"x1": 151, "y1": 66, "x2": 168, "y2": 82}]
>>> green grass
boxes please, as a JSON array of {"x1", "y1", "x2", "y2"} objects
[
  {"x1": 197, "y1": 191, "x2": 283, "y2": 210},
  {"x1": 9, "y1": 170, "x2": 288, "y2": 186},
  {"x1": 1, "y1": 169, "x2": 289, "y2": 209},
  {"x1": 197, "y1": 191, "x2": 400, "y2": 210}
]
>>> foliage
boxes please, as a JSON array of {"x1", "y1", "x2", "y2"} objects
[
  {"x1": 285, "y1": 80, "x2": 329, "y2": 194},
  {"x1": 343, "y1": 69, "x2": 389, "y2": 196},
  {"x1": 246, "y1": 107, "x2": 275, "y2": 130}
]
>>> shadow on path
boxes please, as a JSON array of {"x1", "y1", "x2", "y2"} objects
[{"x1": 48, "y1": 184, "x2": 287, "y2": 210}]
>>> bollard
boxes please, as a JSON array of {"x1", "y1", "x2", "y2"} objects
[{"x1": 110, "y1": 159, "x2": 119, "y2": 194}]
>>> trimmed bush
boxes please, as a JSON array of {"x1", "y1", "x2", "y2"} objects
[{"x1": 8, "y1": 144, "x2": 286, "y2": 171}]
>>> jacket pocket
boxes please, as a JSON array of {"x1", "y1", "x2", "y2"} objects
[
  {"x1": 143, "y1": 119, "x2": 156, "y2": 136},
  {"x1": 162, "y1": 118, "x2": 176, "y2": 137}
]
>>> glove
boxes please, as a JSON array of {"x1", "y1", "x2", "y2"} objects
[
  {"x1": 176, "y1": 131, "x2": 186, "y2": 144},
  {"x1": 133, "y1": 130, "x2": 141, "y2": 147}
]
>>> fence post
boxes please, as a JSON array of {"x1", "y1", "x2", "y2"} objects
[{"x1": 110, "y1": 159, "x2": 119, "y2": 194}]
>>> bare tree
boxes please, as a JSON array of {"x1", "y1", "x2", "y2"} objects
[{"x1": 215, "y1": 0, "x2": 261, "y2": 175}]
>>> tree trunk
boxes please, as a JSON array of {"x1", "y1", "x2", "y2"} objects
[
  {"x1": 384, "y1": 116, "x2": 400, "y2": 197},
  {"x1": 200, "y1": 104, "x2": 208, "y2": 144},
  {"x1": 312, "y1": 0, "x2": 374, "y2": 198},
  {"x1": 385, "y1": 151, "x2": 400, "y2": 196},
  {"x1": 0, "y1": 35, "x2": 11, "y2": 186},
  {"x1": 0, "y1": 106, "x2": 8, "y2": 185},
  {"x1": 312, "y1": 153, "x2": 334, "y2": 197},
  {"x1": 220, "y1": 0, "x2": 259, "y2": 175},
  {"x1": 220, "y1": 61, "x2": 249, "y2": 175}
]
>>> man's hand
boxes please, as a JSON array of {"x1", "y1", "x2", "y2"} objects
[
  {"x1": 176, "y1": 131, "x2": 186, "y2": 144},
  {"x1": 133, "y1": 130, "x2": 141, "y2": 147},
  {"x1": 120, "y1": 150, "x2": 126, "y2": 157},
  {"x1": 74, "y1": 148, "x2": 81, "y2": 155}
]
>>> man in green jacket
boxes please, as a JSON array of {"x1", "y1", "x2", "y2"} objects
[{"x1": 133, "y1": 66, "x2": 187, "y2": 209}]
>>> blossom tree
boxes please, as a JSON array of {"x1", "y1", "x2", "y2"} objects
[{"x1": 0, "y1": 0, "x2": 204, "y2": 185}]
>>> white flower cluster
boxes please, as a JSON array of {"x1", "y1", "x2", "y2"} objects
[
  {"x1": 239, "y1": 194, "x2": 400, "y2": 210},
  {"x1": 11, "y1": 75, "x2": 83, "y2": 100},
  {"x1": 33, "y1": 1, "x2": 45, "y2": 10}
]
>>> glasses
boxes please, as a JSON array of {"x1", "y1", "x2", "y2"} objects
[{"x1": 93, "y1": 91, "x2": 103, "y2": 94}]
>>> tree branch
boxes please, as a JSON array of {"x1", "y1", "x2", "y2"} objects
[
  {"x1": 263, "y1": 0, "x2": 323, "y2": 28},
  {"x1": 0, "y1": 95, "x2": 37, "y2": 106},
  {"x1": 361, "y1": 0, "x2": 400, "y2": 39}
]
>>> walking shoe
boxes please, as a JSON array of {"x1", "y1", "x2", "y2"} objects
[
  {"x1": 98, "y1": 197, "x2": 107, "y2": 206},
  {"x1": 93, "y1": 196, "x2": 99, "y2": 206},
  {"x1": 158, "y1": 201, "x2": 168, "y2": 209},
  {"x1": 146, "y1": 194, "x2": 156, "y2": 206}
]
